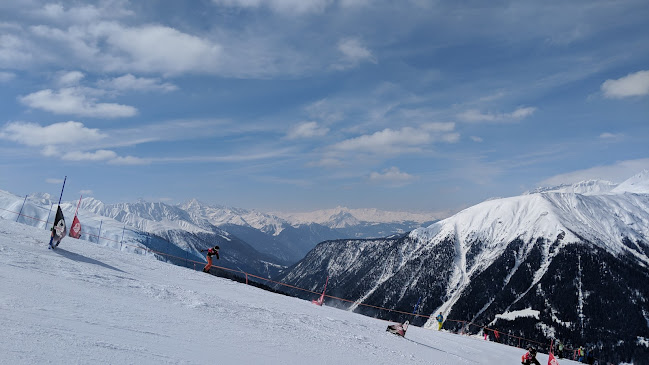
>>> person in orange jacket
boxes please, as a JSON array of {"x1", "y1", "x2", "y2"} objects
[{"x1": 200, "y1": 245, "x2": 220, "y2": 273}]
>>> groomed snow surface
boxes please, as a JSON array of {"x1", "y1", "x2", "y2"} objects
[{"x1": 1, "y1": 219, "x2": 581, "y2": 365}]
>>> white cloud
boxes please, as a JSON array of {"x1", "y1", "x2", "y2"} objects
[
  {"x1": 97, "y1": 74, "x2": 177, "y2": 92},
  {"x1": 601, "y1": 70, "x2": 649, "y2": 98},
  {"x1": 338, "y1": 38, "x2": 375, "y2": 63},
  {"x1": 212, "y1": 0, "x2": 332, "y2": 14},
  {"x1": 539, "y1": 158, "x2": 649, "y2": 186},
  {"x1": 0, "y1": 71, "x2": 15, "y2": 82},
  {"x1": 33, "y1": 2, "x2": 132, "y2": 24},
  {"x1": 79, "y1": 190, "x2": 94, "y2": 196},
  {"x1": 36, "y1": 3, "x2": 101, "y2": 24},
  {"x1": 332, "y1": 127, "x2": 429, "y2": 154},
  {"x1": 599, "y1": 132, "x2": 624, "y2": 140},
  {"x1": 0, "y1": 121, "x2": 105, "y2": 146},
  {"x1": 331, "y1": 124, "x2": 458, "y2": 155},
  {"x1": 509, "y1": 107, "x2": 536, "y2": 119},
  {"x1": 108, "y1": 156, "x2": 151, "y2": 165},
  {"x1": 308, "y1": 157, "x2": 344, "y2": 167},
  {"x1": 0, "y1": 33, "x2": 33, "y2": 67},
  {"x1": 421, "y1": 122, "x2": 455, "y2": 132},
  {"x1": 57, "y1": 71, "x2": 85, "y2": 86},
  {"x1": 369, "y1": 167, "x2": 417, "y2": 187},
  {"x1": 471, "y1": 136, "x2": 483, "y2": 142},
  {"x1": 286, "y1": 121, "x2": 329, "y2": 139},
  {"x1": 457, "y1": 107, "x2": 537, "y2": 123},
  {"x1": 45, "y1": 178, "x2": 64, "y2": 184},
  {"x1": 61, "y1": 149, "x2": 117, "y2": 161},
  {"x1": 0, "y1": 121, "x2": 154, "y2": 165},
  {"x1": 333, "y1": 38, "x2": 376, "y2": 70},
  {"x1": 19, "y1": 88, "x2": 137, "y2": 118},
  {"x1": 99, "y1": 23, "x2": 223, "y2": 74}
]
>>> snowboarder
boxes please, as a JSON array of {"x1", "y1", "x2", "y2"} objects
[
  {"x1": 386, "y1": 320, "x2": 409, "y2": 337},
  {"x1": 521, "y1": 346, "x2": 541, "y2": 365},
  {"x1": 200, "y1": 245, "x2": 220, "y2": 273},
  {"x1": 436, "y1": 312, "x2": 444, "y2": 330}
]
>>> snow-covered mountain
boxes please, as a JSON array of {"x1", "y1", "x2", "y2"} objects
[
  {"x1": 1, "y1": 186, "x2": 437, "y2": 275},
  {"x1": 277, "y1": 171, "x2": 649, "y2": 364},
  {"x1": 273, "y1": 206, "x2": 440, "y2": 227}
]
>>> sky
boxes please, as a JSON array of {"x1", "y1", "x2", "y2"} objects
[
  {"x1": 0, "y1": 217, "x2": 584, "y2": 364},
  {"x1": 0, "y1": 0, "x2": 648, "y2": 214}
]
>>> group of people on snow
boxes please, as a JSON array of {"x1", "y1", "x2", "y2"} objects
[{"x1": 553, "y1": 341, "x2": 595, "y2": 364}]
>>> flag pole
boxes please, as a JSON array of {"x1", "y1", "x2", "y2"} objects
[
  {"x1": 74, "y1": 194, "x2": 82, "y2": 217},
  {"x1": 49, "y1": 176, "x2": 67, "y2": 247},
  {"x1": 56, "y1": 176, "x2": 67, "y2": 206}
]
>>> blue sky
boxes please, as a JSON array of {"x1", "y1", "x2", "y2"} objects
[{"x1": 0, "y1": 0, "x2": 648, "y2": 214}]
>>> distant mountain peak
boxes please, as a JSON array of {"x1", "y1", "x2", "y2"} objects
[
  {"x1": 526, "y1": 179, "x2": 617, "y2": 195},
  {"x1": 612, "y1": 169, "x2": 649, "y2": 194}
]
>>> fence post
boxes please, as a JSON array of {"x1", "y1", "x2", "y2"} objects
[
  {"x1": 45, "y1": 203, "x2": 54, "y2": 229},
  {"x1": 97, "y1": 220, "x2": 103, "y2": 244},
  {"x1": 120, "y1": 225, "x2": 125, "y2": 250},
  {"x1": 16, "y1": 195, "x2": 27, "y2": 222}
]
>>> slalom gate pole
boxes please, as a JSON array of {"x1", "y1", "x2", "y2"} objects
[
  {"x1": 412, "y1": 296, "x2": 422, "y2": 315},
  {"x1": 56, "y1": 176, "x2": 67, "y2": 206},
  {"x1": 48, "y1": 177, "x2": 67, "y2": 246}
]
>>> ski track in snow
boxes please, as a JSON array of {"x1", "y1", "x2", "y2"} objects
[{"x1": 0, "y1": 218, "x2": 584, "y2": 365}]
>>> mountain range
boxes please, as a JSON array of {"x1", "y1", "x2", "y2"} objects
[
  {"x1": 0, "y1": 190, "x2": 437, "y2": 275},
  {"x1": 276, "y1": 170, "x2": 649, "y2": 364}
]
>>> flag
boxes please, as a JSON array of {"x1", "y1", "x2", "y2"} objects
[
  {"x1": 548, "y1": 352, "x2": 560, "y2": 365},
  {"x1": 312, "y1": 276, "x2": 329, "y2": 306},
  {"x1": 386, "y1": 320, "x2": 409, "y2": 337},
  {"x1": 52, "y1": 206, "x2": 67, "y2": 241},
  {"x1": 69, "y1": 215, "x2": 81, "y2": 239}
]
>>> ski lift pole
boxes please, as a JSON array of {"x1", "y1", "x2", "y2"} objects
[{"x1": 16, "y1": 195, "x2": 27, "y2": 222}]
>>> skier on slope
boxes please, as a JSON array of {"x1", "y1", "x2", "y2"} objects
[
  {"x1": 521, "y1": 346, "x2": 541, "y2": 365},
  {"x1": 200, "y1": 245, "x2": 220, "y2": 273},
  {"x1": 436, "y1": 312, "x2": 444, "y2": 330}
]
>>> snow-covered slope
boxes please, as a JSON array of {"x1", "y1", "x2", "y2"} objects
[{"x1": 0, "y1": 218, "x2": 580, "y2": 365}]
